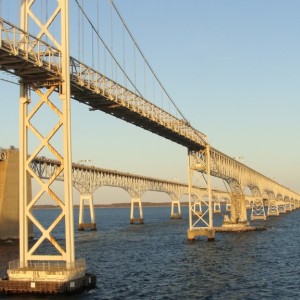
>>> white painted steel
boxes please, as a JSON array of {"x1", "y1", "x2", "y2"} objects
[{"x1": 18, "y1": 0, "x2": 77, "y2": 273}]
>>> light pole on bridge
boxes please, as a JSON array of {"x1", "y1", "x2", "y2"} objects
[{"x1": 77, "y1": 159, "x2": 93, "y2": 164}]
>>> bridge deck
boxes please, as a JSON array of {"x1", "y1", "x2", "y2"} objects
[{"x1": 0, "y1": 18, "x2": 206, "y2": 151}]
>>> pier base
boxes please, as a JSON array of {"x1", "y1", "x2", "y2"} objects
[
  {"x1": 0, "y1": 273, "x2": 96, "y2": 295},
  {"x1": 0, "y1": 259, "x2": 96, "y2": 295},
  {"x1": 217, "y1": 226, "x2": 265, "y2": 232},
  {"x1": 187, "y1": 228, "x2": 215, "y2": 241},
  {"x1": 130, "y1": 218, "x2": 144, "y2": 224},
  {"x1": 170, "y1": 213, "x2": 182, "y2": 219},
  {"x1": 220, "y1": 220, "x2": 265, "y2": 232},
  {"x1": 251, "y1": 215, "x2": 267, "y2": 221},
  {"x1": 78, "y1": 223, "x2": 97, "y2": 231},
  {"x1": 267, "y1": 211, "x2": 280, "y2": 217},
  {"x1": 222, "y1": 220, "x2": 249, "y2": 229}
]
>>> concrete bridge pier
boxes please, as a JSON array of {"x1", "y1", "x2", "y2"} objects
[
  {"x1": 278, "y1": 202, "x2": 286, "y2": 214},
  {"x1": 213, "y1": 198, "x2": 221, "y2": 214},
  {"x1": 170, "y1": 198, "x2": 182, "y2": 219},
  {"x1": 245, "y1": 200, "x2": 251, "y2": 210},
  {"x1": 222, "y1": 193, "x2": 248, "y2": 228},
  {"x1": 192, "y1": 198, "x2": 203, "y2": 216},
  {"x1": 78, "y1": 194, "x2": 97, "y2": 230},
  {"x1": 225, "y1": 200, "x2": 231, "y2": 212},
  {"x1": 0, "y1": 148, "x2": 33, "y2": 240},
  {"x1": 285, "y1": 202, "x2": 292, "y2": 212},
  {"x1": 251, "y1": 198, "x2": 266, "y2": 221},
  {"x1": 130, "y1": 197, "x2": 144, "y2": 224},
  {"x1": 267, "y1": 199, "x2": 279, "y2": 216}
]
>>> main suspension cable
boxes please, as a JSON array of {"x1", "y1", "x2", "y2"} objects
[
  {"x1": 74, "y1": 0, "x2": 144, "y2": 98},
  {"x1": 109, "y1": 0, "x2": 207, "y2": 143},
  {"x1": 110, "y1": 1, "x2": 186, "y2": 118}
]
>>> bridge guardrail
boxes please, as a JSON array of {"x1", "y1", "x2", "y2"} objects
[{"x1": 0, "y1": 18, "x2": 61, "y2": 80}]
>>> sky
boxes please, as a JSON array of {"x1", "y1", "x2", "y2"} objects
[{"x1": 0, "y1": 0, "x2": 299, "y2": 204}]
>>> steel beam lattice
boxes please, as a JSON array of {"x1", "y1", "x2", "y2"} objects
[{"x1": 17, "y1": 0, "x2": 81, "y2": 278}]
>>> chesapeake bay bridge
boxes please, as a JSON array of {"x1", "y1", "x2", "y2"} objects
[{"x1": 0, "y1": 0, "x2": 299, "y2": 294}]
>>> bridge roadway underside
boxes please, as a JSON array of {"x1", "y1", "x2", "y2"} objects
[
  {"x1": 0, "y1": 44, "x2": 60, "y2": 84},
  {"x1": 0, "y1": 42, "x2": 202, "y2": 151},
  {"x1": 0, "y1": 18, "x2": 298, "y2": 205},
  {"x1": 70, "y1": 84, "x2": 202, "y2": 151}
]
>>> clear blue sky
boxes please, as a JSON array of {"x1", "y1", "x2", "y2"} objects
[{"x1": 0, "y1": 0, "x2": 299, "y2": 203}]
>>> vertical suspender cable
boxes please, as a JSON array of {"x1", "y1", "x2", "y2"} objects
[
  {"x1": 92, "y1": 28, "x2": 94, "y2": 68},
  {"x1": 78, "y1": 3, "x2": 80, "y2": 60},
  {"x1": 153, "y1": 75, "x2": 155, "y2": 104},
  {"x1": 144, "y1": 60, "x2": 146, "y2": 99},
  {"x1": 110, "y1": 0, "x2": 185, "y2": 120},
  {"x1": 81, "y1": 0, "x2": 84, "y2": 61},
  {"x1": 134, "y1": 45, "x2": 136, "y2": 91},
  {"x1": 75, "y1": 0, "x2": 144, "y2": 98},
  {"x1": 110, "y1": 1, "x2": 114, "y2": 80},
  {"x1": 97, "y1": 0, "x2": 100, "y2": 72},
  {"x1": 41, "y1": 0, "x2": 43, "y2": 28},
  {"x1": 46, "y1": 0, "x2": 49, "y2": 44},
  {"x1": 123, "y1": 25, "x2": 126, "y2": 87}
]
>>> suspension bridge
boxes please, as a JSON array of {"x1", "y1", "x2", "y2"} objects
[{"x1": 0, "y1": 0, "x2": 299, "y2": 295}]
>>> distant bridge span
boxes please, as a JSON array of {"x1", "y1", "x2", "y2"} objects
[
  {"x1": 30, "y1": 156, "x2": 298, "y2": 228},
  {"x1": 31, "y1": 156, "x2": 233, "y2": 227}
]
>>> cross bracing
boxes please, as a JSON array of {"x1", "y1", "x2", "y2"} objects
[
  {"x1": 0, "y1": 1, "x2": 298, "y2": 292},
  {"x1": 209, "y1": 148, "x2": 299, "y2": 200}
]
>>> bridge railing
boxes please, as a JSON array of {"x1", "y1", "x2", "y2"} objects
[
  {"x1": 0, "y1": 18, "x2": 61, "y2": 77},
  {"x1": 69, "y1": 57, "x2": 207, "y2": 149},
  {"x1": 210, "y1": 147, "x2": 300, "y2": 199}
]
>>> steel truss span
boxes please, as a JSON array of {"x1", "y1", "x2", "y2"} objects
[{"x1": 31, "y1": 156, "x2": 230, "y2": 200}]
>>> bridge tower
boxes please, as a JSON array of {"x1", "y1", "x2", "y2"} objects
[
  {"x1": 187, "y1": 145, "x2": 215, "y2": 241},
  {"x1": 0, "y1": 0, "x2": 95, "y2": 294}
]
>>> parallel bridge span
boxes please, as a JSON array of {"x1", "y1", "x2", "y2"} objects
[
  {"x1": 31, "y1": 156, "x2": 299, "y2": 228},
  {"x1": 32, "y1": 156, "x2": 229, "y2": 198},
  {"x1": 31, "y1": 156, "x2": 233, "y2": 227}
]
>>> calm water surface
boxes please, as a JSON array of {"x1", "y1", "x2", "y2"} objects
[{"x1": 0, "y1": 206, "x2": 299, "y2": 299}]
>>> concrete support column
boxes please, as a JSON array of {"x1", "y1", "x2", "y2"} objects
[
  {"x1": 130, "y1": 197, "x2": 144, "y2": 224},
  {"x1": 193, "y1": 197, "x2": 203, "y2": 216},
  {"x1": 278, "y1": 202, "x2": 286, "y2": 214},
  {"x1": 171, "y1": 199, "x2": 182, "y2": 219},
  {"x1": 231, "y1": 193, "x2": 247, "y2": 223},
  {"x1": 245, "y1": 200, "x2": 251, "y2": 210},
  {"x1": 225, "y1": 200, "x2": 231, "y2": 212},
  {"x1": 78, "y1": 194, "x2": 97, "y2": 231},
  {"x1": 267, "y1": 199, "x2": 279, "y2": 216},
  {"x1": 213, "y1": 198, "x2": 221, "y2": 214},
  {"x1": 291, "y1": 201, "x2": 295, "y2": 210},
  {"x1": 285, "y1": 201, "x2": 292, "y2": 212},
  {"x1": 251, "y1": 198, "x2": 266, "y2": 221}
]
